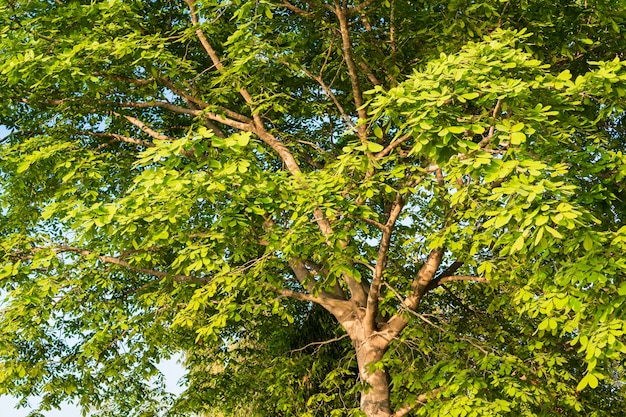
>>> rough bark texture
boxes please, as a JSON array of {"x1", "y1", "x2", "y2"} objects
[
  {"x1": 338, "y1": 316, "x2": 393, "y2": 417},
  {"x1": 357, "y1": 341, "x2": 392, "y2": 417}
]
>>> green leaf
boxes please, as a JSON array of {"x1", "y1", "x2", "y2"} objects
[
  {"x1": 373, "y1": 125, "x2": 383, "y2": 139},
  {"x1": 367, "y1": 142, "x2": 384, "y2": 152},
  {"x1": 510, "y1": 235, "x2": 525, "y2": 253},
  {"x1": 545, "y1": 226, "x2": 563, "y2": 239},
  {"x1": 16, "y1": 160, "x2": 32, "y2": 173},
  {"x1": 460, "y1": 92, "x2": 479, "y2": 100},
  {"x1": 510, "y1": 122, "x2": 525, "y2": 132},
  {"x1": 510, "y1": 131, "x2": 526, "y2": 145},
  {"x1": 447, "y1": 126, "x2": 466, "y2": 134}
]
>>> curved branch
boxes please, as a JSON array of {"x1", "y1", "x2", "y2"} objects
[
  {"x1": 435, "y1": 260, "x2": 464, "y2": 279},
  {"x1": 478, "y1": 98, "x2": 502, "y2": 148},
  {"x1": 118, "y1": 100, "x2": 197, "y2": 116},
  {"x1": 391, "y1": 387, "x2": 445, "y2": 417}
]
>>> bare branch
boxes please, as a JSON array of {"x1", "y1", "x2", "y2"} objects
[
  {"x1": 364, "y1": 194, "x2": 403, "y2": 333},
  {"x1": 281, "y1": 0, "x2": 313, "y2": 15},
  {"x1": 375, "y1": 132, "x2": 413, "y2": 159},
  {"x1": 297, "y1": 139, "x2": 327, "y2": 154},
  {"x1": 118, "y1": 100, "x2": 197, "y2": 116},
  {"x1": 157, "y1": 77, "x2": 252, "y2": 124},
  {"x1": 436, "y1": 260, "x2": 464, "y2": 279},
  {"x1": 357, "y1": 216, "x2": 387, "y2": 231},
  {"x1": 117, "y1": 101, "x2": 254, "y2": 133},
  {"x1": 334, "y1": 2, "x2": 367, "y2": 139},
  {"x1": 346, "y1": 0, "x2": 376, "y2": 15},
  {"x1": 184, "y1": 0, "x2": 258, "y2": 111},
  {"x1": 478, "y1": 98, "x2": 502, "y2": 148},
  {"x1": 183, "y1": 0, "x2": 225, "y2": 72},
  {"x1": 391, "y1": 387, "x2": 445, "y2": 417},
  {"x1": 277, "y1": 287, "x2": 324, "y2": 303},
  {"x1": 382, "y1": 248, "x2": 444, "y2": 337},
  {"x1": 289, "y1": 258, "x2": 317, "y2": 293},
  {"x1": 358, "y1": 60, "x2": 383, "y2": 87},
  {"x1": 411, "y1": 248, "x2": 445, "y2": 301},
  {"x1": 114, "y1": 112, "x2": 175, "y2": 141},
  {"x1": 289, "y1": 333, "x2": 350, "y2": 353}
]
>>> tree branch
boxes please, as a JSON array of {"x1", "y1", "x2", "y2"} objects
[
  {"x1": 184, "y1": 0, "x2": 359, "y2": 307},
  {"x1": 156, "y1": 77, "x2": 253, "y2": 124},
  {"x1": 478, "y1": 98, "x2": 502, "y2": 148},
  {"x1": 357, "y1": 215, "x2": 387, "y2": 231},
  {"x1": 391, "y1": 387, "x2": 445, "y2": 417},
  {"x1": 364, "y1": 194, "x2": 403, "y2": 333},
  {"x1": 281, "y1": 0, "x2": 314, "y2": 15},
  {"x1": 85, "y1": 131, "x2": 153, "y2": 149},
  {"x1": 334, "y1": 2, "x2": 367, "y2": 139},
  {"x1": 381, "y1": 248, "x2": 444, "y2": 337},
  {"x1": 427, "y1": 275, "x2": 488, "y2": 291},
  {"x1": 375, "y1": 132, "x2": 413, "y2": 159},
  {"x1": 346, "y1": 0, "x2": 376, "y2": 15},
  {"x1": 289, "y1": 333, "x2": 350, "y2": 353},
  {"x1": 183, "y1": 0, "x2": 225, "y2": 73},
  {"x1": 435, "y1": 260, "x2": 464, "y2": 279},
  {"x1": 114, "y1": 112, "x2": 175, "y2": 141},
  {"x1": 117, "y1": 101, "x2": 254, "y2": 132},
  {"x1": 44, "y1": 246, "x2": 204, "y2": 283},
  {"x1": 183, "y1": 0, "x2": 257, "y2": 111},
  {"x1": 118, "y1": 100, "x2": 197, "y2": 116},
  {"x1": 300, "y1": 66, "x2": 356, "y2": 130}
]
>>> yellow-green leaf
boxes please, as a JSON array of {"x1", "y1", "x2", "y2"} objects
[
  {"x1": 511, "y1": 235, "x2": 525, "y2": 253},
  {"x1": 367, "y1": 142, "x2": 384, "y2": 152},
  {"x1": 510, "y1": 131, "x2": 526, "y2": 145},
  {"x1": 461, "y1": 92, "x2": 479, "y2": 100},
  {"x1": 511, "y1": 122, "x2": 525, "y2": 132},
  {"x1": 545, "y1": 226, "x2": 563, "y2": 239}
]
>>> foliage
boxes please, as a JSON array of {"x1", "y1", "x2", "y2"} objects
[{"x1": 0, "y1": 1, "x2": 626, "y2": 416}]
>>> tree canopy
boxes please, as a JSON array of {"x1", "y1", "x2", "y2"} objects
[{"x1": 1, "y1": 1, "x2": 626, "y2": 416}]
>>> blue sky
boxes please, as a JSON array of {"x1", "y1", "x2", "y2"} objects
[{"x1": 0, "y1": 124, "x2": 188, "y2": 415}]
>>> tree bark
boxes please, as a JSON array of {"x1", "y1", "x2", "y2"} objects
[
  {"x1": 340, "y1": 317, "x2": 393, "y2": 417},
  {"x1": 356, "y1": 340, "x2": 392, "y2": 417}
]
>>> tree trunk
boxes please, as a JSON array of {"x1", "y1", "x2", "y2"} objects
[
  {"x1": 330, "y1": 309, "x2": 394, "y2": 417},
  {"x1": 354, "y1": 338, "x2": 393, "y2": 417}
]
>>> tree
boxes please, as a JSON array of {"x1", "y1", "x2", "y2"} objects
[{"x1": 1, "y1": 0, "x2": 626, "y2": 416}]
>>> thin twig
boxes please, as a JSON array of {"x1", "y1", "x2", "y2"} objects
[
  {"x1": 478, "y1": 98, "x2": 502, "y2": 148},
  {"x1": 289, "y1": 333, "x2": 350, "y2": 353}
]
